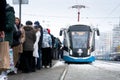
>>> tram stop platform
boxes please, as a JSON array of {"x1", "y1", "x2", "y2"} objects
[{"x1": 8, "y1": 60, "x2": 66, "y2": 80}]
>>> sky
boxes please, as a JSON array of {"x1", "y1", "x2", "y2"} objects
[{"x1": 6, "y1": 0, "x2": 120, "y2": 37}]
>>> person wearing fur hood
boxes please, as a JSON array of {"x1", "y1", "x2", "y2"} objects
[{"x1": 20, "y1": 21, "x2": 36, "y2": 73}]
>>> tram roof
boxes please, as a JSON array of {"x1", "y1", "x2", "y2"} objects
[{"x1": 69, "y1": 24, "x2": 91, "y2": 31}]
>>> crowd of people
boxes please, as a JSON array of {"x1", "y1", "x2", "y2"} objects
[{"x1": 0, "y1": 0, "x2": 63, "y2": 79}]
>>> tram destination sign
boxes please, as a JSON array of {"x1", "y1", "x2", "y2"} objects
[{"x1": 13, "y1": 0, "x2": 29, "y2": 4}]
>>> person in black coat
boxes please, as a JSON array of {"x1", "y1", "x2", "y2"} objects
[
  {"x1": 0, "y1": 0, "x2": 6, "y2": 31},
  {"x1": 0, "y1": 0, "x2": 6, "y2": 40},
  {"x1": 21, "y1": 21, "x2": 36, "y2": 73}
]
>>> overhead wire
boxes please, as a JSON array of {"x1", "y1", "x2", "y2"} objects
[
  {"x1": 89, "y1": 2, "x2": 120, "y2": 27},
  {"x1": 17, "y1": 1, "x2": 120, "y2": 21},
  {"x1": 108, "y1": 3, "x2": 120, "y2": 16},
  {"x1": 20, "y1": 12, "x2": 119, "y2": 20},
  {"x1": 103, "y1": 2, "x2": 120, "y2": 26}
]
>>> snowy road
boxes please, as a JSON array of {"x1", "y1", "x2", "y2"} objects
[{"x1": 64, "y1": 60, "x2": 120, "y2": 80}]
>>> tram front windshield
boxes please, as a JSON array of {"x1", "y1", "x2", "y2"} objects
[{"x1": 71, "y1": 31, "x2": 88, "y2": 49}]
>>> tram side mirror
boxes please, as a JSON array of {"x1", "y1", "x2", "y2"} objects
[
  {"x1": 62, "y1": 46, "x2": 69, "y2": 52},
  {"x1": 97, "y1": 29, "x2": 100, "y2": 36},
  {"x1": 59, "y1": 30, "x2": 62, "y2": 36},
  {"x1": 91, "y1": 46, "x2": 95, "y2": 52}
]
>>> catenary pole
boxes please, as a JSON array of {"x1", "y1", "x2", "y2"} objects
[{"x1": 19, "y1": 0, "x2": 22, "y2": 25}]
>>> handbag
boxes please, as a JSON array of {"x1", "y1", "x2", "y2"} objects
[
  {"x1": 33, "y1": 43, "x2": 39, "y2": 58},
  {"x1": 7, "y1": 48, "x2": 15, "y2": 73},
  {"x1": 0, "y1": 41, "x2": 10, "y2": 70}
]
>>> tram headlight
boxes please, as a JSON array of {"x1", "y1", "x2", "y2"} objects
[
  {"x1": 70, "y1": 50, "x2": 73, "y2": 55},
  {"x1": 77, "y1": 49, "x2": 83, "y2": 56}
]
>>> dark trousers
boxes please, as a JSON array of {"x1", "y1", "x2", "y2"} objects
[
  {"x1": 42, "y1": 48, "x2": 52, "y2": 67},
  {"x1": 36, "y1": 49, "x2": 42, "y2": 69},
  {"x1": 53, "y1": 48, "x2": 59, "y2": 59},
  {"x1": 21, "y1": 51, "x2": 35, "y2": 73}
]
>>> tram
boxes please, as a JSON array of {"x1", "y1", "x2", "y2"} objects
[{"x1": 60, "y1": 24, "x2": 100, "y2": 63}]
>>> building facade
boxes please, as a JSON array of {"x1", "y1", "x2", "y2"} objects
[{"x1": 112, "y1": 26, "x2": 120, "y2": 52}]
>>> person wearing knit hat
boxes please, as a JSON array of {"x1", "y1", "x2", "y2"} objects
[
  {"x1": 34, "y1": 21, "x2": 40, "y2": 26},
  {"x1": 34, "y1": 21, "x2": 43, "y2": 29},
  {"x1": 34, "y1": 21, "x2": 43, "y2": 69},
  {"x1": 21, "y1": 20, "x2": 36, "y2": 73},
  {"x1": 26, "y1": 20, "x2": 33, "y2": 25},
  {"x1": 47, "y1": 28, "x2": 50, "y2": 34}
]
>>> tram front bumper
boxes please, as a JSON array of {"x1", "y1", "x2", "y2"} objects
[{"x1": 63, "y1": 55, "x2": 95, "y2": 63}]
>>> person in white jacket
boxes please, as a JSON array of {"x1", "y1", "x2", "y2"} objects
[
  {"x1": 33, "y1": 27, "x2": 41, "y2": 58},
  {"x1": 33, "y1": 24, "x2": 41, "y2": 70},
  {"x1": 33, "y1": 21, "x2": 43, "y2": 70}
]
